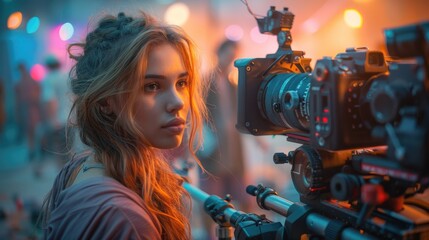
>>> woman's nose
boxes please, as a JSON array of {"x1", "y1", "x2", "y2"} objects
[{"x1": 166, "y1": 88, "x2": 185, "y2": 113}]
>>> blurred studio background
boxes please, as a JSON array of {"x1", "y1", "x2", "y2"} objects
[{"x1": 0, "y1": 0, "x2": 428, "y2": 239}]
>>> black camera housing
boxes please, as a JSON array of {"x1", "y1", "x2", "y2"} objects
[
  {"x1": 230, "y1": 5, "x2": 429, "y2": 238},
  {"x1": 309, "y1": 47, "x2": 388, "y2": 150}
]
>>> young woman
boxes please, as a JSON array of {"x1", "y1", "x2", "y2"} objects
[{"x1": 40, "y1": 11, "x2": 207, "y2": 240}]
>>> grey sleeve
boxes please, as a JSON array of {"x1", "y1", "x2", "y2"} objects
[
  {"x1": 45, "y1": 199, "x2": 162, "y2": 240},
  {"x1": 86, "y1": 204, "x2": 162, "y2": 240}
]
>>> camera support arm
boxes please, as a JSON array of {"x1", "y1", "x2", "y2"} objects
[
  {"x1": 183, "y1": 179, "x2": 378, "y2": 239},
  {"x1": 182, "y1": 182, "x2": 234, "y2": 240},
  {"x1": 183, "y1": 182, "x2": 283, "y2": 240},
  {"x1": 247, "y1": 184, "x2": 379, "y2": 240}
]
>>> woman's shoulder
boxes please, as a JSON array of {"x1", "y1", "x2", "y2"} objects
[
  {"x1": 54, "y1": 177, "x2": 158, "y2": 224},
  {"x1": 52, "y1": 152, "x2": 140, "y2": 207},
  {"x1": 47, "y1": 177, "x2": 162, "y2": 239},
  {"x1": 62, "y1": 176, "x2": 142, "y2": 205}
]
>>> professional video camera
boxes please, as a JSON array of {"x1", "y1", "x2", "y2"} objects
[{"x1": 230, "y1": 5, "x2": 429, "y2": 239}]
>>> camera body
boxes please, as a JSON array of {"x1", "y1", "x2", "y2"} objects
[
  {"x1": 229, "y1": 5, "x2": 429, "y2": 239},
  {"x1": 309, "y1": 47, "x2": 388, "y2": 150},
  {"x1": 235, "y1": 7, "x2": 428, "y2": 174}
]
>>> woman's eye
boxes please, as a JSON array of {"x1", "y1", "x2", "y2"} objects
[
  {"x1": 144, "y1": 83, "x2": 160, "y2": 92},
  {"x1": 177, "y1": 79, "x2": 189, "y2": 88}
]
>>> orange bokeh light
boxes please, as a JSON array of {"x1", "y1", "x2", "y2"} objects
[
  {"x1": 7, "y1": 11, "x2": 23, "y2": 29},
  {"x1": 344, "y1": 9, "x2": 363, "y2": 28}
]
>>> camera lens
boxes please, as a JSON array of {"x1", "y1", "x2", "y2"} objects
[{"x1": 258, "y1": 73, "x2": 312, "y2": 131}]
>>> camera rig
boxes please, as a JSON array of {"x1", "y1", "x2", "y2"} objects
[
  {"x1": 185, "y1": 5, "x2": 429, "y2": 240},
  {"x1": 235, "y1": 6, "x2": 312, "y2": 136}
]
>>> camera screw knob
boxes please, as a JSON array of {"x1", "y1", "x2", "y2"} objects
[
  {"x1": 315, "y1": 63, "x2": 329, "y2": 81},
  {"x1": 273, "y1": 152, "x2": 290, "y2": 164},
  {"x1": 285, "y1": 90, "x2": 299, "y2": 110},
  {"x1": 318, "y1": 137, "x2": 326, "y2": 146},
  {"x1": 224, "y1": 194, "x2": 232, "y2": 202}
]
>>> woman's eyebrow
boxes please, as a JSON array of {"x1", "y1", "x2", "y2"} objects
[
  {"x1": 144, "y1": 72, "x2": 189, "y2": 79},
  {"x1": 178, "y1": 72, "x2": 189, "y2": 78},
  {"x1": 144, "y1": 74, "x2": 165, "y2": 80}
]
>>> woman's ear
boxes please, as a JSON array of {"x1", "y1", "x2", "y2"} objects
[
  {"x1": 100, "y1": 95, "x2": 123, "y2": 116},
  {"x1": 99, "y1": 98, "x2": 113, "y2": 115}
]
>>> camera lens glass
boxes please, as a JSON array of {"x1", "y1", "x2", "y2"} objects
[{"x1": 258, "y1": 73, "x2": 312, "y2": 131}]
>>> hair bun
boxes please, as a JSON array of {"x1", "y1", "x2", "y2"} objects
[{"x1": 117, "y1": 12, "x2": 133, "y2": 27}]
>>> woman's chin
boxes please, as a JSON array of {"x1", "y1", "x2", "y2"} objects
[{"x1": 151, "y1": 138, "x2": 182, "y2": 150}]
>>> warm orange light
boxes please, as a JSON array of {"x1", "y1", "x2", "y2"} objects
[
  {"x1": 302, "y1": 19, "x2": 320, "y2": 33},
  {"x1": 344, "y1": 9, "x2": 363, "y2": 28},
  {"x1": 7, "y1": 11, "x2": 23, "y2": 29},
  {"x1": 228, "y1": 68, "x2": 239, "y2": 87},
  {"x1": 164, "y1": 2, "x2": 190, "y2": 26}
]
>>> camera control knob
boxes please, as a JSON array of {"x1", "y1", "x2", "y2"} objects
[
  {"x1": 285, "y1": 90, "x2": 299, "y2": 110},
  {"x1": 370, "y1": 85, "x2": 400, "y2": 123},
  {"x1": 330, "y1": 173, "x2": 363, "y2": 201},
  {"x1": 273, "y1": 152, "x2": 290, "y2": 164},
  {"x1": 315, "y1": 63, "x2": 329, "y2": 81}
]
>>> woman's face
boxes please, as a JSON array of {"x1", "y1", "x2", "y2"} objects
[{"x1": 126, "y1": 43, "x2": 190, "y2": 149}]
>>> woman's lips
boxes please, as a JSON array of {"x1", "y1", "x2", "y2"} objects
[
  {"x1": 162, "y1": 124, "x2": 185, "y2": 134},
  {"x1": 162, "y1": 118, "x2": 185, "y2": 134}
]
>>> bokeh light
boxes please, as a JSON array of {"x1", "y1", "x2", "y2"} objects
[
  {"x1": 250, "y1": 26, "x2": 268, "y2": 44},
  {"x1": 228, "y1": 68, "x2": 239, "y2": 87},
  {"x1": 59, "y1": 22, "x2": 74, "y2": 41},
  {"x1": 344, "y1": 9, "x2": 363, "y2": 28},
  {"x1": 164, "y1": 2, "x2": 190, "y2": 26},
  {"x1": 30, "y1": 64, "x2": 46, "y2": 82},
  {"x1": 26, "y1": 17, "x2": 40, "y2": 34},
  {"x1": 225, "y1": 25, "x2": 244, "y2": 41},
  {"x1": 7, "y1": 11, "x2": 23, "y2": 29},
  {"x1": 302, "y1": 19, "x2": 320, "y2": 34}
]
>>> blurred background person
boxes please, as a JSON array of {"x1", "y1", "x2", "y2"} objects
[
  {"x1": 197, "y1": 39, "x2": 251, "y2": 238},
  {"x1": 14, "y1": 62, "x2": 41, "y2": 161},
  {"x1": 39, "y1": 55, "x2": 73, "y2": 164}
]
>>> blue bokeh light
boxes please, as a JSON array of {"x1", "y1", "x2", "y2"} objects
[{"x1": 26, "y1": 16, "x2": 40, "y2": 34}]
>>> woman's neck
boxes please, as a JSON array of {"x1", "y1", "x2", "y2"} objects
[{"x1": 71, "y1": 157, "x2": 106, "y2": 186}]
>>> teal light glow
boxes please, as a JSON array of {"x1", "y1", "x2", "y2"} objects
[
  {"x1": 59, "y1": 22, "x2": 74, "y2": 41},
  {"x1": 26, "y1": 17, "x2": 40, "y2": 34}
]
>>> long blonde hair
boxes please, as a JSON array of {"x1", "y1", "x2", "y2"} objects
[{"x1": 45, "y1": 11, "x2": 207, "y2": 239}]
